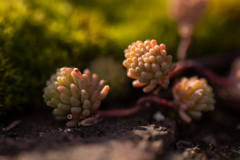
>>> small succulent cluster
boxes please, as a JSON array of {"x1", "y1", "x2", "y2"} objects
[
  {"x1": 168, "y1": 0, "x2": 208, "y2": 61},
  {"x1": 43, "y1": 67, "x2": 110, "y2": 127},
  {"x1": 123, "y1": 39, "x2": 176, "y2": 93},
  {"x1": 168, "y1": 0, "x2": 207, "y2": 26},
  {"x1": 173, "y1": 76, "x2": 215, "y2": 123}
]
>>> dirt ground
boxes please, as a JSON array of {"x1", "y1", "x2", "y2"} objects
[
  {"x1": 0, "y1": 103, "x2": 240, "y2": 160},
  {"x1": 1, "y1": 55, "x2": 240, "y2": 160}
]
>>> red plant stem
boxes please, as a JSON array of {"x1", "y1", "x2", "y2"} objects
[
  {"x1": 137, "y1": 96, "x2": 174, "y2": 108},
  {"x1": 177, "y1": 37, "x2": 191, "y2": 61},
  {"x1": 92, "y1": 96, "x2": 174, "y2": 118},
  {"x1": 168, "y1": 60, "x2": 234, "y2": 87},
  {"x1": 92, "y1": 105, "x2": 141, "y2": 117}
]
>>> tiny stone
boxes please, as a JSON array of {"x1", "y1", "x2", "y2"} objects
[
  {"x1": 64, "y1": 128, "x2": 72, "y2": 132},
  {"x1": 153, "y1": 111, "x2": 165, "y2": 121},
  {"x1": 39, "y1": 132, "x2": 44, "y2": 137}
]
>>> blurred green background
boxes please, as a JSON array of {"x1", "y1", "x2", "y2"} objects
[{"x1": 0, "y1": 0, "x2": 240, "y2": 115}]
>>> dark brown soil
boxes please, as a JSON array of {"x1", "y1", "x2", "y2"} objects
[{"x1": 0, "y1": 103, "x2": 240, "y2": 160}]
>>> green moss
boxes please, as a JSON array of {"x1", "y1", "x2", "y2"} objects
[
  {"x1": 188, "y1": 0, "x2": 240, "y2": 56},
  {"x1": 0, "y1": 52, "x2": 26, "y2": 115},
  {"x1": 72, "y1": 0, "x2": 180, "y2": 60},
  {"x1": 0, "y1": 0, "x2": 113, "y2": 109},
  {"x1": 74, "y1": 0, "x2": 240, "y2": 58}
]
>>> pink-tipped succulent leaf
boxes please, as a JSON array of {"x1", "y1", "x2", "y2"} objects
[
  {"x1": 123, "y1": 39, "x2": 176, "y2": 94},
  {"x1": 172, "y1": 76, "x2": 215, "y2": 123},
  {"x1": 43, "y1": 67, "x2": 110, "y2": 127}
]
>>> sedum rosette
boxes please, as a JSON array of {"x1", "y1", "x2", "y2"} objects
[
  {"x1": 169, "y1": 0, "x2": 207, "y2": 25},
  {"x1": 173, "y1": 76, "x2": 215, "y2": 123},
  {"x1": 123, "y1": 39, "x2": 176, "y2": 93},
  {"x1": 43, "y1": 67, "x2": 110, "y2": 127}
]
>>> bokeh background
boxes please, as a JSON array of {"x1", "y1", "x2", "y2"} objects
[{"x1": 0, "y1": 0, "x2": 240, "y2": 115}]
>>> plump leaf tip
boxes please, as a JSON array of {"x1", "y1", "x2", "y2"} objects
[
  {"x1": 43, "y1": 67, "x2": 110, "y2": 127},
  {"x1": 173, "y1": 76, "x2": 215, "y2": 123},
  {"x1": 123, "y1": 39, "x2": 176, "y2": 94}
]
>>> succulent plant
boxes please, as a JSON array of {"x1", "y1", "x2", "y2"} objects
[
  {"x1": 123, "y1": 39, "x2": 176, "y2": 94},
  {"x1": 43, "y1": 67, "x2": 110, "y2": 127},
  {"x1": 168, "y1": 0, "x2": 207, "y2": 26},
  {"x1": 172, "y1": 76, "x2": 215, "y2": 123}
]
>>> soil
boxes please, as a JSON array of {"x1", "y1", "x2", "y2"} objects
[
  {"x1": 0, "y1": 103, "x2": 240, "y2": 160},
  {"x1": 1, "y1": 55, "x2": 240, "y2": 160}
]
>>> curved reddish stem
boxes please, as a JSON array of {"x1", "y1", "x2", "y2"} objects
[
  {"x1": 92, "y1": 96, "x2": 174, "y2": 118},
  {"x1": 177, "y1": 37, "x2": 191, "y2": 61},
  {"x1": 168, "y1": 60, "x2": 234, "y2": 87},
  {"x1": 137, "y1": 96, "x2": 174, "y2": 108},
  {"x1": 92, "y1": 106, "x2": 141, "y2": 117}
]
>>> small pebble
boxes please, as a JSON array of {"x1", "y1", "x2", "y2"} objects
[
  {"x1": 39, "y1": 132, "x2": 44, "y2": 137},
  {"x1": 153, "y1": 111, "x2": 165, "y2": 121},
  {"x1": 64, "y1": 128, "x2": 71, "y2": 132}
]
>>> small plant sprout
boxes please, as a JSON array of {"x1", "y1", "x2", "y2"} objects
[
  {"x1": 43, "y1": 67, "x2": 110, "y2": 127},
  {"x1": 173, "y1": 76, "x2": 215, "y2": 123},
  {"x1": 169, "y1": 0, "x2": 207, "y2": 31},
  {"x1": 123, "y1": 39, "x2": 176, "y2": 94},
  {"x1": 168, "y1": 0, "x2": 207, "y2": 60}
]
